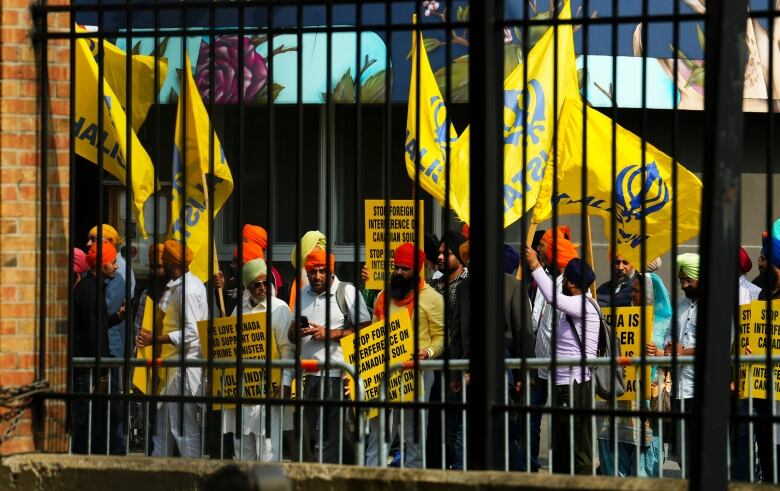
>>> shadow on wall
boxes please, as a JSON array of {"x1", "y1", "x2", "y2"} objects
[{"x1": 201, "y1": 465, "x2": 291, "y2": 491}]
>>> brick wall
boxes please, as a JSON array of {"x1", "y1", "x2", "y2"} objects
[{"x1": 0, "y1": 0, "x2": 71, "y2": 453}]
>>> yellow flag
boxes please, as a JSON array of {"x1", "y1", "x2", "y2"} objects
[
  {"x1": 169, "y1": 54, "x2": 234, "y2": 282},
  {"x1": 404, "y1": 16, "x2": 469, "y2": 223},
  {"x1": 449, "y1": 1, "x2": 579, "y2": 228},
  {"x1": 535, "y1": 97, "x2": 702, "y2": 267},
  {"x1": 85, "y1": 35, "x2": 168, "y2": 132},
  {"x1": 74, "y1": 36, "x2": 157, "y2": 238}
]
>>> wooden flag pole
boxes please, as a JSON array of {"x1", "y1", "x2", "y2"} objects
[
  {"x1": 584, "y1": 215, "x2": 597, "y2": 298},
  {"x1": 201, "y1": 172, "x2": 226, "y2": 316},
  {"x1": 516, "y1": 222, "x2": 539, "y2": 280}
]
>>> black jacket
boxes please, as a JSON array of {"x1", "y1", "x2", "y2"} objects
[
  {"x1": 73, "y1": 273, "x2": 121, "y2": 360},
  {"x1": 452, "y1": 274, "x2": 535, "y2": 365},
  {"x1": 596, "y1": 272, "x2": 637, "y2": 308}
]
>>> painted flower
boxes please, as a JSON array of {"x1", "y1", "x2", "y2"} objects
[
  {"x1": 194, "y1": 36, "x2": 268, "y2": 104},
  {"x1": 423, "y1": 1, "x2": 440, "y2": 17}
]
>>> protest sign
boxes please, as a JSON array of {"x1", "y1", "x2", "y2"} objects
[
  {"x1": 601, "y1": 306, "x2": 653, "y2": 401},
  {"x1": 132, "y1": 296, "x2": 173, "y2": 394},
  {"x1": 341, "y1": 310, "x2": 416, "y2": 418},
  {"x1": 364, "y1": 200, "x2": 424, "y2": 290},
  {"x1": 739, "y1": 300, "x2": 780, "y2": 400},
  {"x1": 197, "y1": 312, "x2": 281, "y2": 409}
]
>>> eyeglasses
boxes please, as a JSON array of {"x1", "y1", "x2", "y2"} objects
[
  {"x1": 251, "y1": 280, "x2": 269, "y2": 289},
  {"x1": 678, "y1": 276, "x2": 694, "y2": 287}
]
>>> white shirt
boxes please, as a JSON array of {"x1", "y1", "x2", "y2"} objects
[
  {"x1": 739, "y1": 274, "x2": 762, "y2": 306},
  {"x1": 160, "y1": 272, "x2": 208, "y2": 395},
  {"x1": 298, "y1": 276, "x2": 371, "y2": 376},
  {"x1": 532, "y1": 272, "x2": 563, "y2": 380},
  {"x1": 225, "y1": 294, "x2": 294, "y2": 437},
  {"x1": 665, "y1": 296, "x2": 697, "y2": 399},
  {"x1": 231, "y1": 295, "x2": 295, "y2": 387}
]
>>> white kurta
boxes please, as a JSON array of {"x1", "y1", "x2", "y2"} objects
[
  {"x1": 223, "y1": 294, "x2": 293, "y2": 461},
  {"x1": 152, "y1": 272, "x2": 208, "y2": 457}
]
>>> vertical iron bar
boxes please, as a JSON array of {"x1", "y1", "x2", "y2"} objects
[
  {"x1": 467, "y1": 0, "x2": 504, "y2": 470},
  {"x1": 352, "y1": 1, "x2": 364, "y2": 466},
  {"x1": 34, "y1": 3, "x2": 49, "y2": 451},
  {"x1": 767, "y1": 1, "x2": 778, "y2": 483},
  {"x1": 692, "y1": 0, "x2": 747, "y2": 489},
  {"x1": 66, "y1": 13, "x2": 77, "y2": 454},
  {"x1": 236, "y1": 1, "x2": 246, "y2": 461},
  {"x1": 205, "y1": 0, "x2": 216, "y2": 462},
  {"x1": 123, "y1": 0, "x2": 134, "y2": 456}
]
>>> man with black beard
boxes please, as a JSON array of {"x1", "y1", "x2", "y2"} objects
[
  {"x1": 664, "y1": 253, "x2": 699, "y2": 477},
  {"x1": 429, "y1": 230, "x2": 468, "y2": 468},
  {"x1": 365, "y1": 242, "x2": 444, "y2": 467}
]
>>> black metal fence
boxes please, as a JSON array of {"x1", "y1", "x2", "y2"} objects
[{"x1": 26, "y1": 0, "x2": 780, "y2": 488}]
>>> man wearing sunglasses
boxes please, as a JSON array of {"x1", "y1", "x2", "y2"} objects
[{"x1": 225, "y1": 258, "x2": 293, "y2": 461}]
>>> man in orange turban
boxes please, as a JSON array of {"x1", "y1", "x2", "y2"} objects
[
  {"x1": 242, "y1": 224, "x2": 268, "y2": 251},
  {"x1": 365, "y1": 243, "x2": 444, "y2": 467},
  {"x1": 289, "y1": 245, "x2": 371, "y2": 463},
  {"x1": 138, "y1": 238, "x2": 207, "y2": 458},
  {"x1": 538, "y1": 226, "x2": 578, "y2": 273},
  {"x1": 72, "y1": 240, "x2": 125, "y2": 454},
  {"x1": 85, "y1": 241, "x2": 118, "y2": 272}
]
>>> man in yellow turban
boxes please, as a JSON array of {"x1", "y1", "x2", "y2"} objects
[
  {"x1": 288, "y1": 230, "x2": 328, "y2": 310},
  {"x1": 85, "y1": 223, "x2": 134, "y2": 454}
]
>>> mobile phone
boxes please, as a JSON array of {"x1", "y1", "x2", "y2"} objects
[{"x1": 300, "y1": 316, "x2": 309, "y2": 328}]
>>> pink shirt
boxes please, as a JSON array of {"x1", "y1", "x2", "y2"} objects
[{"x1": 531, "y1": 267, "x2": 600, "y2": 385}]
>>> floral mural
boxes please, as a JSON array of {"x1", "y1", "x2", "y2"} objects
[{"x1": 103, "y1": 0, "x2": 780, "y2": 111}]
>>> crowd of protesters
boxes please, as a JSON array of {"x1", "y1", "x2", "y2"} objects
[{"x1": 69, "y1": 218, "x2": 780, "y2": 480}]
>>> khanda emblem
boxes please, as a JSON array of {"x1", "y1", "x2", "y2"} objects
[
  {"x1": 430, "y1": 95, "x2": 458, "y2": 155},
  {"x1": 615, "y1": 162, "x2": 670, "y2": 224},
  {"x1": 503, "y1": 79, "x2": 546, "y2": 147}
]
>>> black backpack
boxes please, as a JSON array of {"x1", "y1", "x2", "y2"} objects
[{"x1": 566, "y1": 296, "x2": 627, "y2": 400}]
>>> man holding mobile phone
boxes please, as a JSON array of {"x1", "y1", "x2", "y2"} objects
[{"x1": 288, "y1": 248, "x2": 371, "y2": 463}]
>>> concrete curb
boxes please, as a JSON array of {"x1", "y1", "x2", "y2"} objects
[{"x1": 0, "y1": 454, "x2": 765, "y2": 491}]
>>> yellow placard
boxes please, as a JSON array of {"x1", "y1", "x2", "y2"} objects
[
  {"x1": 197, "y1": 312, "x2": 281, "y2": 409},
  {"x1": 340, "y1": 310, "x2": 416, "y2": 419},
  {"x1": 601, "y1": 306, "x2": 653, "y2": 401},
  {"x1": 364, "y1": 200, "x2": 424, "y2": 290},
  {"x1": 739, "y1": 300, "x2": 780, "y2": 400},
  {"x1": 132, "y1": 296, "x2": 166, "y2": 394}
]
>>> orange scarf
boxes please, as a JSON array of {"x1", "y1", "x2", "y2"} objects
[{"x1": 373, "y1": 277, "x2": 425, "y2": 321}]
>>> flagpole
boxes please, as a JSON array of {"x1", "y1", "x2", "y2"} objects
[
  {"x1": 201, "y1": 172, "x2": 226, "y2": 316},
  {"x1": 515, "y1": 222, "x2": 538, "y2": 280},
  {"x1": 584, "y1": 215, "x2": 597, "y2": 297}
]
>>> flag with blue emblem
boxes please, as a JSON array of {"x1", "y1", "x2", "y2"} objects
[
  {"x1": 446, "y1": 1, "x2": 579, "y2": 227},
  {"x1": 533, "y1": 97, "x2": 702, "y2": 267},
  {"x1": 73, "y1": 32, "x2": 158, "y2": 237},
  {"x1": 405, "y1": 15, "x2": 469, "y2": 223},
  {"x1": 169, "y1": 53, "x2": 234, "y2": 282},
  {"x1": 83, "y1": 30, "x2": 168, "y2": 132}
]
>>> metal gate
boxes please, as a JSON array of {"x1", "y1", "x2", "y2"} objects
[{"x1": 25, "y1": 1, "x2": 780, "y2": 489}]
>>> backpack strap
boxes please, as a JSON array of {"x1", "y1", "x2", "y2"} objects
[
  {"x1": 335, "y1": 281, "x2": 353, "y2": 330},
  {"x1": 565, "y1": 296, "x2": 600, "y2": 355}
]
